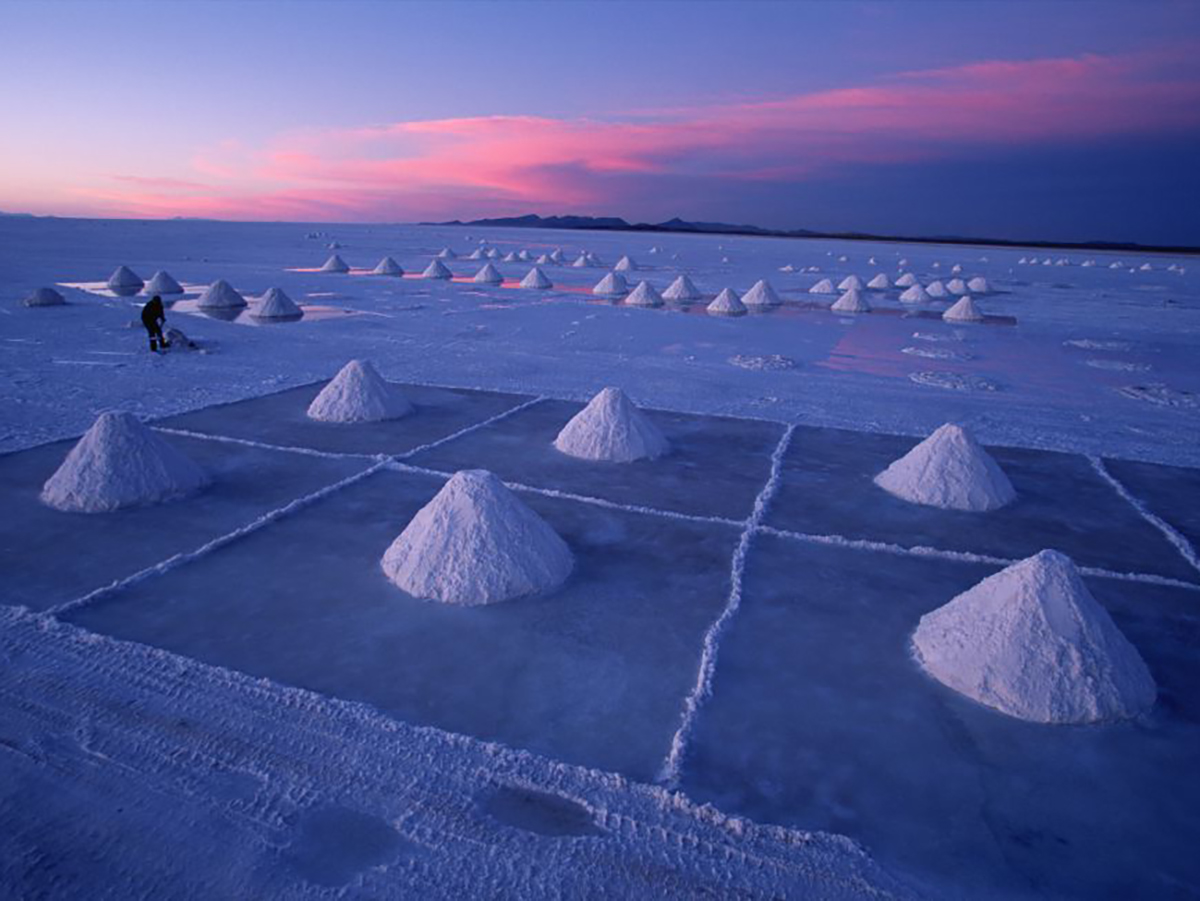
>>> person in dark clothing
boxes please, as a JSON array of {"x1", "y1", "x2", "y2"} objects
[{"x1": 140, "y1": 295, "x2": 170, "y2": 352}]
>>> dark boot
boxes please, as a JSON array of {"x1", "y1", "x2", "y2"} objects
[{"x1": 149, "y1": 338, "x2": 159, "y2": 352}]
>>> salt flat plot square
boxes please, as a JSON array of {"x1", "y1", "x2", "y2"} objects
[
  {"x1": 407, "y1": 399, "x2": 785, "y2": 520},
  {"x1": 681, "y1": 536, "x2": 1200, "y2": 899},
  {"x1": 766, "y1": 426, "x2": 1197, "y2": 581},
  {"x1": 1102, "y1": 458, "x2": 1200, "y2": 559},
  {"x1": 156, "y1": 383, "x2": 534, "y2": 457},
  {"x1": 0, "y1": 436, "x2": 367, "y2": 612},
  {"x1": 65, "y1": 467, "x2": 739, "y2": 781}
]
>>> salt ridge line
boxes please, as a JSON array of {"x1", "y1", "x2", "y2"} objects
[
  {"x1": 48, "y1": 460, "x2": 392, "y2": 617},
  {"x1": 1089, "y1": 455, "x2": 1200, "y2": 575},
  {"x1": 152, "y1": 425, "x2": 379, "y2": 461},
  {"x1": 394, "y1": 395, "x2": 549, "y2": 459},
  {"x1": 657, "y1": 424, "x2": 796, "y2": 788},
  {"x1": 756, "y1": 525, "x2": 1200, "y2": 592}
]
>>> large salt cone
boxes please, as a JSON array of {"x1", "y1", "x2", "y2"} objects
[
  {"x1": 741, "y1": 279, "x2": 781, "y2": 307},
  {"x1": 553, "y1": 387, "x2": 670, "y2": 463},
  {"x1": 197, "y1": 279, "x2": 247, "y2": 309},
  {"x1": 874, "y1": 423, "x2": 1015, "y2": 512},
  {"x1": 307, "y1": 359, "x2": 413, "y2": 423},
  {"x1": 320, "y1": 254, "x2": 350, "y2": 273}
]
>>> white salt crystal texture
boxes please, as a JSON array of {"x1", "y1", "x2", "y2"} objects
[
  {"x1": 554, "y1": 386, "x2": 670, "y2": 463},
  {"x1": 307, "y1": 359, "x2": 414, "y2": 423},
  {"x1": 874, "y1": 423, "x2": 1015, "y2": 512}
]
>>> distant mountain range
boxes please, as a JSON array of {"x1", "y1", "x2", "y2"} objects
[{"x1": 429, "y1": 213, "x2": 1198, "y2": 255}]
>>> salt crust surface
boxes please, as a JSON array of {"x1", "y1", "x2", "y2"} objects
[
  {"x1": 306, "y1": 359, "x2": 414, "y2": 423},
  {"x1": 41, "y1": 411, "x2": 208, "y2": 513},
  {"x1": 553, "y1": 386, "x2": 671, "y2": 463},
  {"x1": 913, "y1": 549, "x2": 1157, "y2": 723},
  {"x1": 380, "y1": 469, "x2": 574, "y2": 605},
  {"x1": 874, "y1": 423, "x2": 1015, "y2": 512}
]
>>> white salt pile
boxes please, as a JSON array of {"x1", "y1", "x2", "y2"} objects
[
  {"x1": 521, "y1": 266, "x2": 552, "y2": 289},
  {"x1": 107, "y1": 265, "x2": 144, "y2": 294},
  {"x1": 437, "y1": 248, "x2": 457, "y2": 259},
  {"x1": 944, "y1": 295, "x2": 984, "y2": 322},
  {"x1": 912, "y1": 550, "x2": 1156, "y2": 723},
  {"x1": 1139, "y1": 262, "x2": 1152, "y2": 271},
  {"x1": 467, "y1": 248, "x2": 486, "y2": 261},
  {"x1": 926, "y1": 280, "x2": 948, "y2": 298},
  {"x1": 24, "y1": 287, "x2": 66, "y2": 307},
  {"x1": 486, "y1": 248, "x2": 501, "y2": 259},
  {"x1": 517, "y1": 250, "x2": 532, "y2": 261},
  {"x1": 473, "y1": 263, "x2": 503, "y2": 284},
  {"x1": 899, "y1": 284, "x2": 930, "y2": 303},
  {"x1": 307, "y1": 359, "x2": 414, "y2": 423},
  {"x1": 571, "y1": 253, "x2": 589, "y2": 268},
  {"x1": 707, "y1": 287, "x2": 747, "y2": 317},
  {"x1": 422, "y1": 259, "x2": 453, "y2": 280},
  {"x1": 145, "y1": 270, "x2": 184, "y2": 294},
  {"x1": 41, "y1": 411, "x2": 208, "y2": 513},
  {"x1": 586, "y1": 252, "x2": 604, "y2": 266},
  {"x1": 867, "y1": 273, "x2": 890, "y2": 289},
  {"x1": 535, "y1": 253, "x2": 553, "y2": 265},
  {"x1": 554, "y1": 386, "x2": 669, "y2": 462},
  {"x1": 502, "y1": 251, "x2": 519, "y2": 263},
  {"x1": 625, "y1": 280, "x2": 663, "y2": 307},
  {"x1": 593, "y1": 272, "x2": 628, "y2": 296},
  {"x1": 197, "y1": 279, "x2": 247, "y2": 309},
  {"x1": 950, "y1": 264, "x2": 963, "y2": 274},
  {"x1": 380, "y1": 469, "x2": 573, "y2": 606},
  {"x1": 967, "y1": 276, "x2": 990, "y2": 293},
  {"x1": 741, "y1": 279, "x2": 781, "y2": 307},
  {"x1": 253, "y1": 287, "x2": 302, "y2": 319},
  {"x1": 838, "y1": 275, "x2": 863, "y2": 291},
  {"x1": 614, "y1": 255, "x2": 637, "y2": 272},
  {"x1": 549, "y1": 248, "x2": 564, "y2": 264},
  {"x1": 320, "y1": 254, "x2": 350, "y2": 273},
  {"x1": 809, "y1": 278, "x2": 835, "y2": 294},
  {"x1": 874, "y1": 423, "x2": 1015, "y2": 511},
  {"x1": 373, "y1": 256, "x2": 404, "y2": 276},
  {"x1": 663, "y1": 274, "x2": 701, "y2": 301},
  {"x1": 779, "y1": 264, "x2": 796, "y2": 273},
  {"x1": 947, "y1": 278, "x2": 968, "y2": 295},
  {"x1": 831, "y1": 287, "x2": 871, "y2": 313}
]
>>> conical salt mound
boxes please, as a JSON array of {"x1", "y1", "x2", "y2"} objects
[
  {"x1": 741, "y1": 279, "x2": 781, "y2": 307},
  {"x1": 517, "y1": 250, "x2": 532, "y2": 261},
  {"x1": 320, "y1": 254, "x2": 350, "y2": 273},
  {"x1": 809, "y1": 278, "x2": 834, "y2": 294},
  {"x1": 145, "y1": 270, "x2": 184, "y2": 294},
  {"x1": 473, "y1": 262, "x2": 503, "y2": 284},
  {"x1": 549, "y1": 248, "x2": 564, "y2": 263},
  {"x1": 895, "y1": 272, "x2": 918, "y2": 287},
  {"x1": 107, "y1": 265, "x2": 144, "y2": 295},
  {"x1": 944, "y1": 295, "x2": 984, "y2": 322},
  {"x1": 520, "y1": 266, "x2": 552, "y2": 289},
  {"x1": 572, "y1": 253, "x2": 589, "y2": 268},
  {"x1": 625, "y1": 280, "x2": 663, "y2": 307},
  {"x1": 437, "y1": 247, "x2": 457, "y2": 259},
  {"x1": 41, "y1": 411, "x2": 209, "y2": 513},
  {"x1": 197, "y1": 279, "x2": 247, "y2": 309},
  {"x1": 912, "y1": 550, "x2": 1156, "y2": 723},
  {"x1": 486, "y1": 248, "x2": 500, "y2": 259},
  {"x1": 614, "y1": 255, "x2": 637, "y2": 272},
  {"x1": 554, "y1": 387, "x2": 670, "y2": 462},
  {"x1": 586, "y1": 252, "x2": 604, "y2": 266},
  {"x1": 422, "y1": 259, "x2": 453, "y2": 280},
  {"x1": 502, "y1": 251, "x2": 519, "y2": 263},
  {"x1": 663, "y1": 274, "x2": 701, "y2": 301},
  {"x1": 947, "y1": 278, "x2": 968, "y2": 295},
  {"x1": 874, "y1": 423, "x2": 1015, "y2": 511},
  {"x1": 254, "y1": 287, "x2": 302, "y2": 319},
  {"x1": 707, "y1": 287, "x2": 747, "y2": 317},
  {"x1": 867, "y1": 273, "x2": 890, "y2": 289},
  {"x1": 899, "y1": 284, "x2": 930, "y2": 303},
  {"x1": 467, "y1": 248, "x2": 486, "y2": 260},
  {"x1": 593, "y1": 272, "x2": 627, "y2": 296},
  {"x1": 24, "y1": 287, "x2": 66, "y2": 307},
  {"x1": 535, "y1": 254, "x2": 553, "y2": 265},
  {"x1": 373, "y1": 256, "x2": 404, "y2": 276},
  {"x1": 831, "y1": 287, "x2": 871, "y2": 313},
  {"x1": 307, "y1": 359, "x2": 414, "y2": 423},
  {"x1": 926, "y1": 280, "x2": 948, "y2": 298},
  {"x1": 967, "y1": 276, "x2": 990, "y2": 293},
  {"x1": 837, "y1": 275, "x2": 863, "y2": 291},
  {"x1": 381, "y1": 469, "x2": 573, "y2": 605}
]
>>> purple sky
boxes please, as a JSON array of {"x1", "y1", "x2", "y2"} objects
[{"x1": 2, "y1": 0, "x2": 1199, "y2": 243}]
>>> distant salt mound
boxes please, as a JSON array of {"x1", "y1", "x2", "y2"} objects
[
  {"x1": 486, "y1": 248, "x2": 501, "y2": 259},
  {"x1": 926, "y1": 280, "x2": 948, "y2": 298},
  {"x1": 254, "y1": 287, "x2": 302, "y2": 319},
  {"x1": 554, "y1": 386, "x2": 669, "y2": 462},
  {"x1": 586, "y1": 252, "x2": 604, "y2": 266},
  {"x1": 707, "y1": 287, "x2": 747, "y2": 317},
  {"x1": 944, "y1": 295, "x2": 984, "y2": 322},
  {"x1": 899, "y1": 284, "x2": 930, "y2": 303},
  {"x1": 502, "y1": 251, "x2": 519, "y2": 263},
  {"x1": 1139, "y1": 263, "x2": 1152, "y2": 271},
  {"x1": 41, "y1": 411, "x2": 208, "y2": 513},
  {"x1": 473, "y1": 262, "x2": 504, "y2": 284},
  {"x1": 838, "y1": 275, "x2": 863, "y2": 291},
  {"x1": 867, "y1": 273, "x2": 890, "y2": 289},
  {"x1": 373, "y1": 256, "x2": 404, "y2": 276},
  {"x1": 467, "y1": 248, "x2": 486, "y2": 261},
  {"x1": 967, "y1": 276, "x2": 990, "y2": 293},
  {"x1": 874, "y1": 423, "x2": 1015, "y2": 512},
  {"x1": 307, "y1": 359, "x2": 413, "y2": 423},
  {"x1": 197, "y1": 279, "x2": 247, "y2": 309},
  {"x1": 663, "y1": 274, "x2": 701, "y2": 301},
  {"x1": 549, "y1": 248, "x2": 564, "y2": 264},
  {"x1": 320, "y1": 254, "x2": 350, "y2": 273},
  {"x1": 831, "y1": 287, "x2": 871, "y2": 313},
  {"x1": 517, "y1": 250, "x2": 532, "y2": 262},
  {"x1": 614, "y1": 255, "x2": 637, "y2": 272},
  {"x1": 24, "y1": 287, "x2": 66, "y2": 307},
  {"x1": 535, "y1": 253, "x2": 553, "y2": 265},
  {"x1": 913, "y1": 550, "x2": 1156, "y2": 723},
  {"x1": 947, "y1": 278, "x2": 968, "y2": 295},
  {"x1": 593, "y1": 272, "x2": 628, "y2": 296},
  {"x1": 107, "y1": 265, "x2": 144, "y2": 295},
  {"x1": 422, "y1": 259, "x2": 453, "y2": 280},
  {"x1": 520, "y1": 266, "x2": 552, "y2": 289},
  {"x1": 380, "y1": 469, "x2": 573, "y2": 606},
  {"x1": 779, "y1": 264, "x2": 796, "y2": 273},
  {"x1": 437, "y1": 248, "x2": 457, "y2": 260},
  {"x1": 571, "y1": 253, "x2": 590, "y2": 268},
  {"x1": 742, "y1": 279, "x2": 781, "y2": 307},
  {"x1": 145, "y1": 270, "x2": 184, "y2": 294},
  {"x1": 950, "y1": 264, "x2": 963, "y2": 274},
  {"x1": 809, "y1": 278, "x2": 835, "y2": 294}
]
